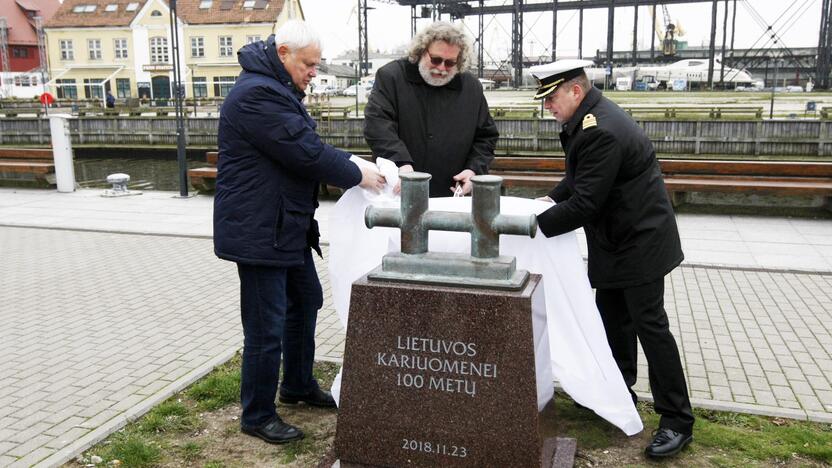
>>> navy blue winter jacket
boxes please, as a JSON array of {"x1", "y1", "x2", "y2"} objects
[{"x1": 213, "y1": 35, "x2": 361, "y2": 267}]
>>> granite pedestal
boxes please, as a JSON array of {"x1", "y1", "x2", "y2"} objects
[{"x1": 335, "y1": 273, "x2": 564, "y2": 467}]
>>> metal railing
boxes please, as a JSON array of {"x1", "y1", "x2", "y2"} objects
[{"x1": 1, "y1": 117, "x2": 830, "y2": 158}]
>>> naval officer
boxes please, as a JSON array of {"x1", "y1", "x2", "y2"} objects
[{"x1": 531, "y1": 59, "x2": 695, "y2": 458}]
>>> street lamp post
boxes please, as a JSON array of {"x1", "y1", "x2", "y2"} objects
[
  {"x1": 169, "y1": 0, "x2": 188, "y2": 197},
  {"x1": 769, "y1": 55, "x2": 779, "y2": 120}
]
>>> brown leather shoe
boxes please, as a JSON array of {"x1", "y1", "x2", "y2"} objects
[{"x1": 241, "y1": 415, "x2": 304, "y2": 444}]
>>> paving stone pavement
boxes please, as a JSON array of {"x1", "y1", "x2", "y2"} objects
[{"x1": 1, "y1": 224, "x2": 832, "y2": 467}]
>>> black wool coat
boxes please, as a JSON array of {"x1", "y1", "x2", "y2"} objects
[
  {"x1": 537, "y1": 87, "x2": 684, "y2": 288},
  {"x1": 364, "y1": 58, "x2": 499, "y2": 197}
]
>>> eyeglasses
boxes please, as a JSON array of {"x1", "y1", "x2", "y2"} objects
[{"x1": 426, "y1": 53, "x2": 458, "y2": 68}]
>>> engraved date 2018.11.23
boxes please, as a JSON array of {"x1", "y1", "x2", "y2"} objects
[{"x1": 402, "y1": 439, "x2": 468, "y2": 458}]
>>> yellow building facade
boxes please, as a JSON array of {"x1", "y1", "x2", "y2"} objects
[{"x1": 44, "y1": 0, "x2": 302, "y2": 102}]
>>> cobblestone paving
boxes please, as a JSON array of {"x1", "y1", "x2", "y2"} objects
[
  {"x1": 654, "y1": 266, "x2": 832, "y2": 421},
  {"x1": 1, "y1": 226, "x2": 831, "y2": 467}
]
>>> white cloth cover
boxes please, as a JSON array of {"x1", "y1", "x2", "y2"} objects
[{"x1": 329, "y1": 158, "x2": 643, "y2": 436}]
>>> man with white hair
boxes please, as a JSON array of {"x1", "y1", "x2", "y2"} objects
[
  {"x1": 364, "y1": 21, "x2": 498, "y2": 197},
  {"x1": 213, "y1": 20, "x2": 385, "y2": 445}
]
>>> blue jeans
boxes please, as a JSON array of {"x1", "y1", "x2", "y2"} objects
[{"x1": 237, "y1": 249, "x2": 323, "y2": 427}]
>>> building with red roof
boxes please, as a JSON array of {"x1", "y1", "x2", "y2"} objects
[{"x1": 0, "y1": 0, "x2": 60, "y2": 97}]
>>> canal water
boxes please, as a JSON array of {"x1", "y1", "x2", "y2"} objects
[
  {"x1": 71, "y1": 148, "x2": 210, "y2": 191},
  {"x1": 74, "y1": 158, "x2": 211, "y2": 191}
]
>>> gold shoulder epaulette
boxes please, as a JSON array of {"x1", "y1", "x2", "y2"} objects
[{"x1": 582, "y1": 113, "x2": 597, "y2": 130}]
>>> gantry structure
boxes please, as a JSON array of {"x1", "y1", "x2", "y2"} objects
[{"x1": 355, "y1": 0, "x2": 832, "y2": 89}]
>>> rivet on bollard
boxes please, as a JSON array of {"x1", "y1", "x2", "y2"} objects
[{"x1": 102, "y1": 173, "x2": 142, "y2": 197}]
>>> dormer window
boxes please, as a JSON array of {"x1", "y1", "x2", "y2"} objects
[
  {"x1": 126, "y1": 2, "x2": 139, "y2": 10},
  {"x1": 151, "y1": 9, "x2": 162, "y2": 16},
  {"x1": 105, "y1": 4, "x2": 118, "y2": 11},
  {"x1": 199, "y1": 0, "x2": 212, "y2": 8},
  {"x1": 242, "y1": 0, "x2": 255, "y2": 8},
  {"x1": 72, "y1": 4, "x2": 97, "y2": 13}
]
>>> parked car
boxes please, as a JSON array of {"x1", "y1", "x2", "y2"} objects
[
  {"x1": 311, "y1": 85, "x2": 340, "y2": 96},
  {"x1": 342, "y1": 83, "x2": 373, "y2": 96}
]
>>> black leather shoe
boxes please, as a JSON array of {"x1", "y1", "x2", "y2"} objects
[
  {"x1": 279, "y1": 387, "x2": 337, "y2": 408},
  {"x1": 241, "y1": 415, "x2": 304, "y2": 444},
  {"x1": 644, "y1": 427, "x2": 693, "y2": 458}
]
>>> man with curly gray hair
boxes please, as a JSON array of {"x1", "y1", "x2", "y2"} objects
[{"x1": 364, "y1": 21, "x2": 498, "y2": 197}]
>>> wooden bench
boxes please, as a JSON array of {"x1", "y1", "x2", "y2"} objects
[
  {"x1": 491, "y1": 156, "x2": 832, "y2": 208},
  {"x1": 188, "y1": 151, "x2": 219, "y2": 192},
  {"x1": 0, "y1": 148, "x2": 55, "y2": 187},
  {"x1": 186, "y1": 152, "x2": 832, "y2": 210},
  {"x1": 660, "y1": 160, "x2": 832, "y2": 206},
  {"x1": 0, "y1": 107, "x2": 44, "y2": 118},
  {"x1": 188, "y1": 151, "x2": 376, "y2": 194},
  {"x1": 306, "y1": 104, "x2": 352, "y2": 119}
]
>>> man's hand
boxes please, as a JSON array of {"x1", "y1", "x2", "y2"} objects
[
  {"x1": 535, "y1": 195, "x2": 554, "y2": 203},
  {"x1": 450, "y1": 169, "x2": 476, "y2": 195},
  {"x1": 393, "y1": 164, "x2": 414, "y2": 195},
  {"x1": 359, "y1": 165, "x2": 386, "y2": 193}
]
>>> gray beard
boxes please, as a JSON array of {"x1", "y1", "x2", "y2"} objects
[{"x1": 418, "y1": 60, "x2": 457, "y2": 87}]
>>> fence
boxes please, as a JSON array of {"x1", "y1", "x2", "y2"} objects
[{"x1": 1, "y1": 117, "x2": 830, "y2": 158}]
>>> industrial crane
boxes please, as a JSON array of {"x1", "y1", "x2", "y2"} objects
[
  {"x1": 660, "y1": 5, "x2": 677, "y2": 55},
  {"x1": 649, "y1": 4, "x2": 685, "y2": 57}
]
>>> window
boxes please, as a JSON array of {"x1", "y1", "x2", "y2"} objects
[
  {"x1": 150, "y1": 36, "x2": 169, "y2": 63},
  {"x1": 14, "y1": 76, "x2": 32, "y2": 87},
  {"x1": 242, "y1": 0, "x2": 255, "y2": 8},
  {"x1": 72, "y1": 4, "x2": 96, "y2": 12},
  {"x1": 116, "y1": 78, "x2": 131, "y2": 98},
  {"x1": 192, "y1": 77, "x2": 207, "y2": 97},
  {"x1": 199, "y1": 0, "x2": 212, "y2": 8},
  {"x1": 83, "y1": 78, "x2": 105, "y2": 99},
  {"x1": 12, "y1": 47, "x2": 28, "y2": 58},
  {"x1": 88, "y1": 39, "x2": 102, "y2": 60},
  {"x1": 126, "y1": 2, "x2": 139, "y2": 10},
  {"x1": 190, "y1": 37, "x2": 204, "y2": 58},
  {"x1": 213, "y1": 76, "x2": 236, "y2": 97},
  {"x1": 218, "y1": 36, "x2": 233, "y2": 57},
  {"x1": 105, "y1": 4, "x2": 118, "y2": 11},
  {"x1": 150, "y1": 9, "x2": 162, "y2": 16},
  {"x1": 114, "y1": 38, "x2": 128, "y2": 59},
  {"x1": 60, "y1": 40, "x2": 74, "y2": 60},
  {"x1": 56, "y1": 79, "x2": 77, "y2": 99},
  {"x1": 246, "y1": 35, "x2": 261, "y2": 44}
]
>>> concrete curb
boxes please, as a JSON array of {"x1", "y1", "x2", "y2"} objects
[{"x1": 36, "y1": 347, "x2": 241, "y2": 468}]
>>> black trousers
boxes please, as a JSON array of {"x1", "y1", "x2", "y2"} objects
[{"x1": 596, "y1": 277, "x2": 695, "y2": 435}]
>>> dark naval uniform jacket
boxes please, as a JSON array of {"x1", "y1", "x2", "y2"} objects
[{"x1": 537, "y1": 87, "x2": 683, "y2": 289}]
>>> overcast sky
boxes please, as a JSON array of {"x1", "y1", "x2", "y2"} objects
[{"x1": 301, "y1": 0, "x2": 821, "y2": 61}]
